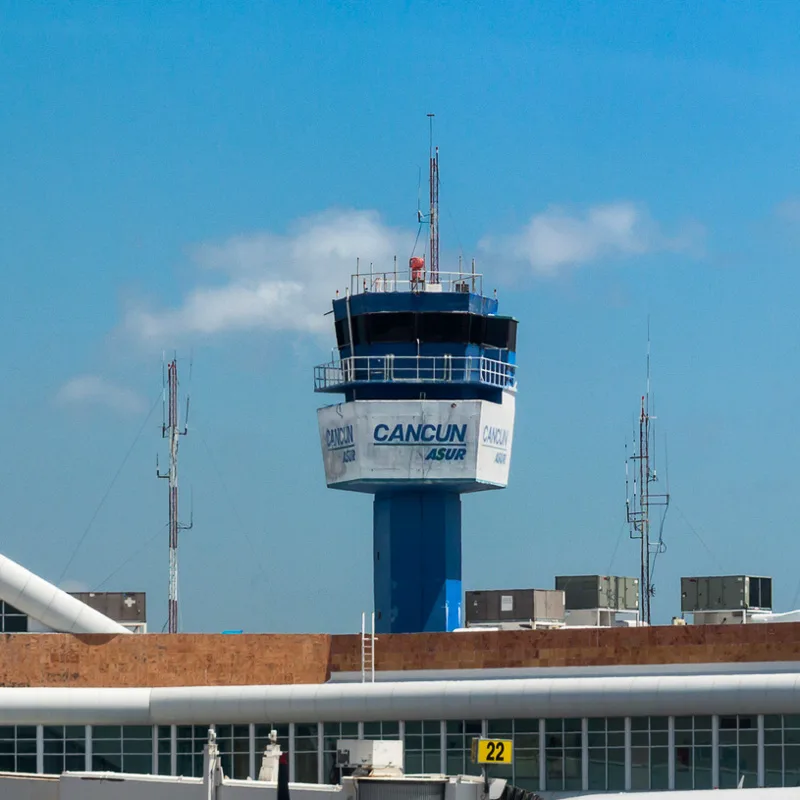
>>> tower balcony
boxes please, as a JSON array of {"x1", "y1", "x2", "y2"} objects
[{"x1": 314, "y1": 353, "x2": 517, "y2": 393}]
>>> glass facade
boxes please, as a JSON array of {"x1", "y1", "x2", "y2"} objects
[
  {"x1": 588, "y1": 717, "x2": 625, "y2": 791},
  {"x1": 675, "y1": 715, "x2": 713, "y2": 790},
  {"x1": 765, "y1": 714, "x2": 800, "y2": 787},
  {"x1": 43, "y1": 725, "x2": 86, "y2": 775},
  {"x1": 176, "y1": 725, "x2": 209, "y2": 777},
  {"x1": 487, "y1": 719, "x2": 539, "y2": 791},
  {"x1": 405, "y1": 721, "x2": 441, "y2": 775},
  {"x1": 446, "y1": 720, "x2": 482, "y2": 777},
  {"x1": 0, "y1": 726, "x2": 36, "y2": 773},
  {"x1": 362, "y1": 721, "x2": 400, "y2": 741},
  {"x1": 1, "y1": 713, "x2": 798, "y2": 789},
  {"x1": 631, "y1": 716, "x2": 669, "y2": 791},
  {"x1": 0, "y1": 601, "x2": 27, "y2": 633},
  {"x1": 157, "y1": 725, "x2": 171, "y2": 776},
  {"x1": 544, "y1": 717, "x2": 582, "y2": 791},
  {"x1": 294, "y1": 723, "x2": 318, "y2": 784},
  {"x1": 719, "y1": 715, "x2": 758, "y2": 789},
  {"x1": 91, "y1": 725, "x2": 152, "y2": 774},
  {"x1": 215, "y1": 725, "x2": 250, "y2": 780}
]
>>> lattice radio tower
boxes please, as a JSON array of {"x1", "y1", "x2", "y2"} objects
[
  {"x1": 157, "y1": 357, "x2": 192, "y2": 634},
  {"x1": 625, "y1": 327, "x2": 670, "y2": 625},
  {"x1": 428, "y1": 113, "x2": 439, "y2": 284}
]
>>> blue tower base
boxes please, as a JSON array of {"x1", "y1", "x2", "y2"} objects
[{"x1": 373, "y1": 491, "x2": 462, "y2": 633}]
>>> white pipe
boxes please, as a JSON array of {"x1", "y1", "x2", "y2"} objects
[
  {"x1": 0, "y1": 672, "x2": 799, "y2": 725},
  {"x1": 0, "y1": 553, "x2": 130, "y2": 635}
]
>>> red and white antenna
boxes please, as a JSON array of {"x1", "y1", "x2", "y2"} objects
[{"x1": 428, "y1": 113, "x2": 439, "y2": 284}]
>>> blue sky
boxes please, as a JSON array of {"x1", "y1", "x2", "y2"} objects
[{"x1": 2, "y1": 2, "x2": 800, "y2": 632}]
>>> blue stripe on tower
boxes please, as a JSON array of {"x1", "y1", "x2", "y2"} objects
[{"x1": 373, "y1": 491, "x2": 462, "y2": 633}]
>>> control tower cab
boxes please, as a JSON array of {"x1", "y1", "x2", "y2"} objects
[{"x1": 314, "y1": 145, "x2": 518, "y2": 634}]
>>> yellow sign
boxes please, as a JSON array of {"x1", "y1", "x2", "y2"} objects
[{"x1": 471, "y1": 738, "x2": 513, "y2": 765}]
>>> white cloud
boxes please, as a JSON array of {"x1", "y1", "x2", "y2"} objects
[
  {"x1": 56, "y1": 375, "x2": 146, "y2": 415},
  {"x1": 121, "y1": 203, "x2": 701, "y2": 345},
  {"x1": 480, "y1": 202, "x2": 697, "y2": 276},
  {"x1": 124, "y1": 210, "x2": 414, "y2": 343}
]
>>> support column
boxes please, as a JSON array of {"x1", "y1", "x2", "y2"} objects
[
  {"x1": 317, "y1": 723, "x2": 324, "y2": 784},
  {"x1": 36, "y1": 725, "x2": 43, "y2": 775},
  {"x1": 712, "y1": 716, "x2": 720, "y2": 789},
  {"x1": 289, "y1": 723, "x2": 296, "y2": 783},
  {"x1": 624, "y1": 717, "x2": 632, "y2": 791},
  {"x1": 373, "y1": 491, "x2": 461, "y2": 633},
  {"x1": 439, "y1": 720, "x2": 447, "y2": 775},
  {"x1": 152, "y1": 725, "x2": 159, "y2": 775},
  {"x1": 538, "y1": 719, "x2": 546, "y2": 793},
  {"x1": 249, "y1": 724, "x2": 256, "y2": 781},
  {"x1": 581, "y1": 718, "x2": 588, "y2": 791},
  {"x1": 668, "y1": 717, "x2": 676, "y2": 790}
]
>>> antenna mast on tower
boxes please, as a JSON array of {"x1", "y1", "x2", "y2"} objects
[
  {"x1": 157, "y1": 357, "x2": 192, "y2": 634},
  {"x1": 625, "y1": 326, "x2": 669, "y2": 625},
  {"x1": 428, "y1": 113, "x2": 439, "y2": 284}
]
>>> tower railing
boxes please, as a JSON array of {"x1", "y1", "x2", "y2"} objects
[
  {"x1": 314, "y1": 354, "x2": 517, "y2": 392},
  {"x1": 348, "y1": 270, "x2": 483, "y2": 296}
]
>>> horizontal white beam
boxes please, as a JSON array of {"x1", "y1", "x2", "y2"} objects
[{"x1": 0, "y1": 672, "x2": 799, "y2": 725}]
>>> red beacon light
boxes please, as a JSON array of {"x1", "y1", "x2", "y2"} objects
[{"x1": 409, "y1": 256, "x2": 425, "y2": 288}]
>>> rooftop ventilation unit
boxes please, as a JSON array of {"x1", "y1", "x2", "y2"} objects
[
  {"x1": 465, "y1": 589, "x2": 565, "y2": 629},
  {"x1": 555, "y1": 575, "x2": 640, "y2": 627},
  {"x1": 681, "y1": 575, "x2": 772, "y2": 625}
]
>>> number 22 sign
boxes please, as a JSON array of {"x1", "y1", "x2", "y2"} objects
[{"x1": 471, "y1": 738, "x2": 513, "y2": 765}]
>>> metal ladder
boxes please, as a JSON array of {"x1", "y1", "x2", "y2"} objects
[{"x1": 361, "y1": 611, "x2": 376, "y2": 683}]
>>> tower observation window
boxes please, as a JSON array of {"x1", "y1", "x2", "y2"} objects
[
  {"x1": 366, "y1": 313, "x2": 416, "y2": 343},
  {"x1": 335, "y1": 312, "x2": 517, "y2": 350}
]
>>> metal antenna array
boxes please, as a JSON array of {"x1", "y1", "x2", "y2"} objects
[
  {"x1": 157, "y1": 357, "x2": 192, "y2": 633},
  {"x1": 428, "y1": 113, "x2": 439, "y2": 284},
  {"x1": 625, "y1": 326, "x2": 669, "y2": 625}
]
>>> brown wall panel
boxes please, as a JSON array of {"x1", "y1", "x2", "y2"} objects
[
  {"x1": 0, "y1": 623, "x2": 798, "y2": 688},
  {"x1": 0, "y1": 634, "x2": 332, "y2": 687}
]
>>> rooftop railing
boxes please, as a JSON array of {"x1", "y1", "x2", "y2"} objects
[
  {"x1": 314, "y1": 354, "x2": 517, "y2": 392},
  {"x1": 347, "y1": 269, "x2": 484, "y2": 297}
]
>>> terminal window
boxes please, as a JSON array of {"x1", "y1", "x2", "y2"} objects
[
  {"x1": 0, "y1": 601, "x2": 27, "y2": 633},
  {"x1": 487, "y1": 718, "x2": 539, "y2": 791},
  {"x1": 588, "y1": 717, "x2": 625, "y2": 791},
  {"x1": 765, "y1": 714, "x2": 800, "y2": 787},
  {"x1": 405, "y1": 720, "x2": 442, "y2": 774},
  {"x1": 631, "y1": 716, "x2": 669, "y2": 791},
  {"x1": 544, "y1": 718, "x2": 582, "y2": 791},
  {"x1": 675, "y1": 716, "x2": 713, "y2": 790}
]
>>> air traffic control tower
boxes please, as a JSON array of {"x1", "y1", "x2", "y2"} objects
[{"x1": 314, "y1": 146, "x2": 518, "y2": 634}]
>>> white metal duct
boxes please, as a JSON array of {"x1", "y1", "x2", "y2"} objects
[
  {"x1": 1, "y1": 673, "x2": 800, "y2": 725},
  {"x1": 0, "y1": 553, "x2": 130, "y2": 635}
]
